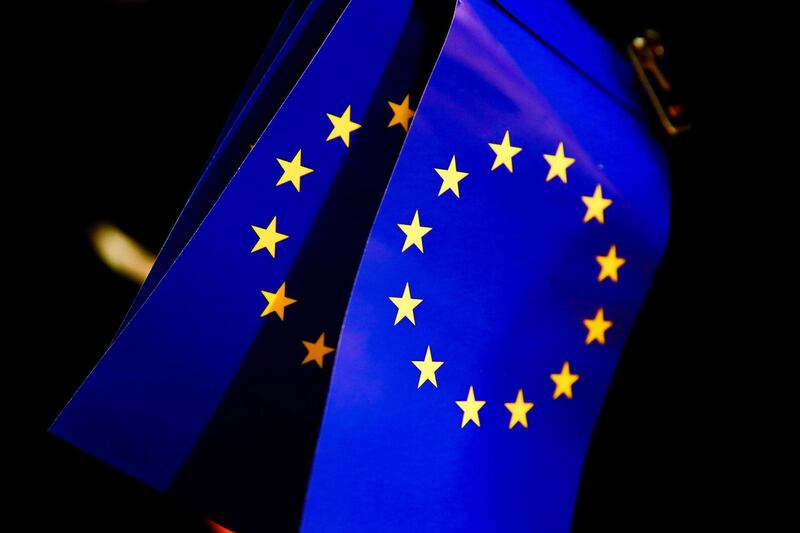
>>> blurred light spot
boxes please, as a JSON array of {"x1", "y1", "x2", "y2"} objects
[
  {"x1": 89, "y1": 222, "x2": 155, "y2": 285},
  {"x1": 206, "y1": 519, "x2": 236, "y2": 533}
]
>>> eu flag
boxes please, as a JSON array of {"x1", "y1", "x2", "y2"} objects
[
  {"x1": 51, "y1": 0, "x2": 671, "y2": 530},
  {"x1": 51, "y1": 0, "x2": 454, "y2": 529},
  {"x1": 302, "y1": 0, "x2": 669, "y2": 531},
  {"x1": 121, "y1": 0, "x2": 349, "y2": 330}
]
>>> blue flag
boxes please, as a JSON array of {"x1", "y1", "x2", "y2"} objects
[
  {"x1": 121, "y1": 0, "x2": 349, "y2": 331},
  {"x1": 302, "y1": 0, "x2": 669, "y2": 531},
  {"x1": 52, "y1": 0, "x2": 454, "y2": 529},
  {"x1": 52, "y1": 0, "x2": 671, "y2": 530}
]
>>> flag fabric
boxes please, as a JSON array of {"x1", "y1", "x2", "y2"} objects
[
  {"x1": 52, "y1": 0, "x2": 454, "y2": 530},
  {"x1": 52, "y1": 0, "x2": 671, "y2": 531},
  {"x1": 301, "y1": 0, "x2": 669, "y2": 531},
  {"x1": 120, "y1": 0, "x2": 349, "y2": 330}
]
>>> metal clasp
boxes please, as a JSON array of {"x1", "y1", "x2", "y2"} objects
[{"x1": 629, "y1": 30, "x2": 690, "y2": 136}]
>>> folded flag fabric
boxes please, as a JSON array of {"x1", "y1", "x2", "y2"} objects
[
  {"x1": 120, "y1": 0, "x2": 349, "y2": 331},
  {"x1": 52, "y1": 0, "x2": 670, "y2": 531},
  {"x1": 52, "y1": 0, "x2": 454, "y2": 529},
  {"x1": 302, "y1": 0, "x2": 669, "y2": 530}
]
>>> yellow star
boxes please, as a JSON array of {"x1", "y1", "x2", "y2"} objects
[
  {"x1": 389, "y1": 282, "x2": 422, "y2": 325},
  {"x1": 387, "y1": 94, "x2": 415, "y2": 132},
  {"x1": 435, "y1": 155, "x2": 469, "y2": 198},
  {"x1": 488, "y1": 130, "x2": 522, "y2": 172},
  {"x1": 411, "y1": 346, "x2": 443, "y2": 388},
  {"x1": 326, "y1": 105, "x2": 362, "y2": 147},
  {"x1": 543, "y1": 142, "x2": 575, "y2": 183},
  {"x1": 260, "y1": 282, "x2": 297, "y2": 320},
  {"x1": 596, "y1": 245, "x2": 626, "y2": 283},
  {"x1": 456, "y1": 386, "x2": 485, "y2": 428},
  {"x1": 275, "y1": 149, "x2": 314, "y2": 192},
  {"x1": 397, "y1": 210, "x2": 432, "y2": 253},
  {"x1": 550, "y1": 362, "x2": 579, "y2": 400},
  {"x1": 250, "y1": 216, "x2": 288, "y2": 258},
  {"x1": 301, "y1": 332, "x2": 335, "y2": 368},
  {"x1": 583, "y1": 308, "x2": 613, "y2": 345},
  {"x1": 582, "y1": 184, "x2": 612, "y2": 224},
  {"x1": 504, "y1": 389, "x2": 534, "y2": 429}
]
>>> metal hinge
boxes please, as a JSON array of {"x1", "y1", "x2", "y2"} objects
[{"x1": 629, "y1": 30, "x2": 690, "y2": 136}]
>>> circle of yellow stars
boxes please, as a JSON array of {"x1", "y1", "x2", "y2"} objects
[
  {"x1": 248, "y1": 93, "x2": 418, "y2": 370},
  {"x1": 389, "y1": 129, "x2": 627, "y2": 429}
]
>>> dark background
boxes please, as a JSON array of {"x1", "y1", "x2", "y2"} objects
[{"x1": 16, "y1": 0, "x2": 750, "y2": 530}]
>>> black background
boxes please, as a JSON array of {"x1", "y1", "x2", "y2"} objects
[{"x1": 15, "y1": 0, "x2": 753, "y2": 530}]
